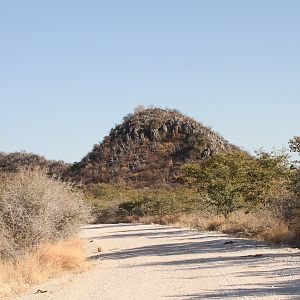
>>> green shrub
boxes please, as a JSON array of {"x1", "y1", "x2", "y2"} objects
[
  {"x1": 286, "y1": 137, "x2": 300, "y2": 230},
  {"x1": 183, "y1": 150, "x2": 290, "y2": 217},
  {"x1": 86, "y1": 183, "x2": 201, "y2": 222},
  {"x1": 117, "y1": 187, "x2": 201, "y2": 217},
  {"x1": 85, "y1": 183, "x2": 140, "y2": 222}
]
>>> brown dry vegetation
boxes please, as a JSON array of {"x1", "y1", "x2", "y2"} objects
[
  {"x1": 68, "y1": 107, "x2": 238, "y2": 187},
  {"x1": 129, "y1": 211, "x2": 297, "y2": 245},
  {"x1": 0, "y1": 168, "x2": 91, "y2": 258},
  {"x1": 0, "y1": 237, "x2": 87, "y2": 299},
  {"x1": 0, "y1": 168, "x2": 91, "y2": 299}
]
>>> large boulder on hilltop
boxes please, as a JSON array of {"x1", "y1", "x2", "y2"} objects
[{"x1": 68, "y1": 107, "x2": 240, "y2": 187}]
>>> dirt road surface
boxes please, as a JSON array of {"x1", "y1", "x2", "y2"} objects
[{"x1": 18, "y1": 223, "x2": 300, "y2": 300}]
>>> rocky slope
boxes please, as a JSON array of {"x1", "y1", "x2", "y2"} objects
[
  {"x1": 69, "y1": 108, "x2": 239, "y2": 186},
  {"x1": 0, "y1": 151, "x2": 69, "y2": 178}
]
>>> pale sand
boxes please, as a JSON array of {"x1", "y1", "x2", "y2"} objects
[{"x1": 18, "y1": 223, "x2": 300, "y2": 300}]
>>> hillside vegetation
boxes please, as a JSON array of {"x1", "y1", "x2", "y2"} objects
[{"x1": 69, "y1": 107, "x2": 239, "y2": 186}]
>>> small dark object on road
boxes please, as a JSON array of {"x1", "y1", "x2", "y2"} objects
[
  {"x1": 224, "y1": 241, "x2": 236, "y2": 245},
  {"x1": 34, "y1": 289, "x2": 48, "y2": 294},
  {"x1": 243, "y1": 254, "x2": 264, "y2": 259}
]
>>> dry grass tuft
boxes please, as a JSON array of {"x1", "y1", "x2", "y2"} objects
[
  {"x1": 219, "y1": 211, "x2": 274, "y2": 236},
  {"x1": 259, "y1": 222, "x2": 295, "y2": 244},
  {"x1": 295, "y1": 225, "x2": 300, "y2": 246},
  {"x1": 137, "y1": 210, "x2": 273, "y2": 235},
  {"x1": 136, "y1": 210, "x2": 296, "y2": 245},
  {"x1": 0, "y1": 237, "x2": 87, "y2": 300}
]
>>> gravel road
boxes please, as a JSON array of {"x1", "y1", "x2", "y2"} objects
[{"x1": 18, "y1": 223, "x2": 300, "y2": 300}]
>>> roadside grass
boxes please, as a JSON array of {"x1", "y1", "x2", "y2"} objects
[
  {"x1": 128, "y1": 210, "x2": 297, "y2": 245},
  {"x1": 295, "y1": 226, "x2": 300, "y2": 246},
  {"x1": 259, "y1": 222, "x2": 295, "y2": 244},
  {"x1": 0, "y1": 237, "x2": 88, "y2": 300},
  {"x1": 87, "y1": 182, "x2": 298, "y2": 247}
]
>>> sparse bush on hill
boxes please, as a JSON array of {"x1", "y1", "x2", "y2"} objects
[
  {"x1": 0, "y1": 168, "x2": 91, "y2": 259},
  {"x1": 134, "y1": 104, "x2": 146, "y2": 113}
]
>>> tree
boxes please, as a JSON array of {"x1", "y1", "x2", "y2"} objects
[
  {"x1": 289, "y1": 136, "x2": 300, "y2": 153},
  {"x1": 288, "y1": 136, "x2": 300, "y2": 198},
  {"x1": 287, "y1": 136, "x2": 300, "y2": 228},
  {"x1": 183, "y1": 151, "x2": 290, "y2": 217}
]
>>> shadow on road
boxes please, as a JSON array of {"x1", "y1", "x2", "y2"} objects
[{"x1": 87, "y1": 224, "x2": 300, "y2": 299}]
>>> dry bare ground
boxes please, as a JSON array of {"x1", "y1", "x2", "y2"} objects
[{"x1": 18, "y1": 224, "x2": 300, "y2": 300}]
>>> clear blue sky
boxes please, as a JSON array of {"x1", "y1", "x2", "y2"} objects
[{"x1": 0, "y1": 1, "x2": 299, "y2": 162}]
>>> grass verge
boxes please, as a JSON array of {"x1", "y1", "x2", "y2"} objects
[
  {"x1": 126, "y1": 211, "x2": 297, "y2": 246},
  {"x1": 0, "y1": 237, "x2": 87, "y2": 299}
]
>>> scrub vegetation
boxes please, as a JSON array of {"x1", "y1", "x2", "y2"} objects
[
  {"x1": 0, "y1": 168, "x2": 91, "y2": 299},
  {"x1": 85, "y1": 132, "x2": 300, "y2": 248},
  {"x1": 1, "y1": 108, "x2": 300, "y2": 298}
]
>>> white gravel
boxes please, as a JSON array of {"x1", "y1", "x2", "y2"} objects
[{"x1": 18, "y1": 223, "x2": 300, "y2": 300}]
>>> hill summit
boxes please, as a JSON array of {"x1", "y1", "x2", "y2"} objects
[
  {"x1": 0, "y1": 151, "x2": 69, "y2": 180},
  {"x1": 70, "y1": 107, "x2": 239, "y2": 186}
]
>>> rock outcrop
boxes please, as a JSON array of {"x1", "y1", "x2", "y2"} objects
[{"x1": 69, "y1": 108, "x2": 239, "y2": 186}]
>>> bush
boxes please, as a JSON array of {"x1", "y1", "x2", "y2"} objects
[
  {"x1": 118, "y1": 187, "x2": 202, "y2": 217},
  {"x1": 0, "y1": 168, "x2": 91, "y2": 259},
  {"x1": 183, "y1": 150, "x2": 290, "y2": 217},
  {"x1": 85, "y1": 183, "x2": 202, "y2": 222},
  {"x1": 85, "y1": 183, "x2": 140, "y2": 223},
  {"x1": 287, "y1": 136, "x2": 300, "y2": 234}
]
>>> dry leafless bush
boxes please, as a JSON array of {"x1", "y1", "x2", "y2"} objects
[{"x1": 0, "y1": 168, "x2": 91, "y2": 259}]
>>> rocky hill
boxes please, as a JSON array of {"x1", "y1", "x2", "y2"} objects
[
  {"x1": 69, "y1": 107, "x2": 239, "y2": 186},
  {"x1": 0, "y1": 151, "x2": 70, "y2": 178}
]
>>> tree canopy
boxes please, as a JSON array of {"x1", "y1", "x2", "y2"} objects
[{"x1": 183, "y1": 151, "x2": 290, "y2": 217}]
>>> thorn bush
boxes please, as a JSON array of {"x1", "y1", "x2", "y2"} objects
[{"x1": 0, "y1": 168, "x2": 91, "y2": 259}]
